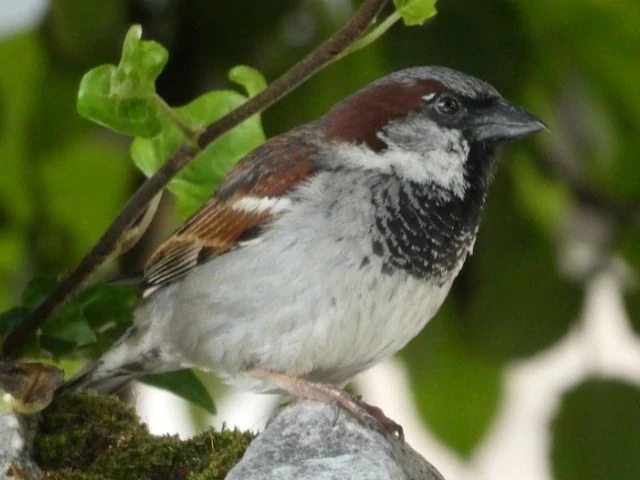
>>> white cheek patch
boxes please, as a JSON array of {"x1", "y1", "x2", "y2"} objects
[
  {"x1": 400, "y1": 130, "x2": 470, "y2": 198},
  {"x1": 232, "y1": 196, "x2": 293, "y2": 215},
  {"x1": 334, "y1": 118, "x2": 470, "y2": 199}
]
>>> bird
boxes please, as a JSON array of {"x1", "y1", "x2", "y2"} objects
[{"x1": 63, "y1": 66, "x2": 545, "y2": 434}]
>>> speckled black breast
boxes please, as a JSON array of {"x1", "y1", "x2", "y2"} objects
[{"x1": 369, "y1": 157, "x2": 488, "y2": 285}]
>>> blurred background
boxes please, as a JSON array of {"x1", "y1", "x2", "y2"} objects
[{"x1": 1, "y1": 1, "x2": 640, "y2": 479}]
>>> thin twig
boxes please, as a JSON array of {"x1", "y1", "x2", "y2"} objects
[{"x1": 1, "y1": 0, "x2": 390, "y2": 358}]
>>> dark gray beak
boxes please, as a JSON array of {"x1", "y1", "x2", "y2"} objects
[{"x1": 470, "y1": 98, "x2": 547, "y2": 142}]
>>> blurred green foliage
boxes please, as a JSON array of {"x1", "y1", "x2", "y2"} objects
[
  {"x1": 0, "y1": 0, "x2": 639, "y2": 474},
  {"x1": 403, "y1": 303, "x2": 502, "y2": 455},
  {"x1": 456, "y1": 177, "x2": 581, "y2": 360},
  {"x1": 551, "y1": 380, "x2": 640, "y2": 480}
]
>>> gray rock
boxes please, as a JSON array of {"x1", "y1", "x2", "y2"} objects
[
  {"x1": 226, "y1": 401, "x2": 445, "y2": 480},
  {"x1": 0, "y1": 413, "x2": 41, "y2": 480}
]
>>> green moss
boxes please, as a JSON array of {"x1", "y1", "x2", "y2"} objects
[
  {"x1": 35, "y1": 392, "x2": 254, "y2": 479},
  {"x1": 43, "y1": 470, "x2": 110, "y2": 480}
]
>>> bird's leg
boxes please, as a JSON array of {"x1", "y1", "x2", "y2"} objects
[{"x1": 247, "y1": 369, "x2": 403, "y2": 439}]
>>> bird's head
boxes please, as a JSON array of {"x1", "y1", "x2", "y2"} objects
[{"x1": 318, "y1": 66, "x2": 546, "y2": 199}]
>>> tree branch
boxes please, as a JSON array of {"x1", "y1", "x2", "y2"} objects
[{"x1": 1, "y1": 0, "x2": 390, "y2": 358}]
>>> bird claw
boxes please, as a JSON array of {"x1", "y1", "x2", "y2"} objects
[
  {"x1": 247, "y1": 370, "x2": 404, "y2": 439},
  {"x1": 356, "y1": 401, "x2": 404, "y2": 440}
]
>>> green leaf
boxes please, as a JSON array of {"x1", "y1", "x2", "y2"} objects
[
  {"x1": 393, "y1": 0, "x2": 438, "y2": 26},
  {"x1": 21, "y1": 276, "x2": 60, "y2": 310},
  {"x1": 76, "y1": 25, "x2": 169, "y2": 137},
  {"x1": 40, "y1": 303, "x2": 97, "y2": 356},
  {"x1": 551, "y1": 379, "x2": 640, "y2": 480},
  {"x1": 132, "y1": 82, "x2": 265, "y2": 216},
  {"x1": 79, "y1": 284, "x2": 138, "y2": 328},
  {"x1": 14, "y1": 278, "x2": 137, "y2": 358},
  {"x1": 0, "y1": 307, "x2": 29, "y2": 336},
  {"x1": 141, "y1": 370, "x2": 216, "y2": 415},
  {"x1": 228, "y1": 65, "x2": 268, "y2": 98},
  {"x1": 60, "y1": 283, "x2": 138, "y2": 358},
  {"x1": 47, "y1": 305, "x2": 93, "y2": 344},
  {"x1": 77, "y1": 284, "x2": 138, "y2": 356},
  {"x1": 402, "y1": 304, "x2": 502, "y2": 455}
]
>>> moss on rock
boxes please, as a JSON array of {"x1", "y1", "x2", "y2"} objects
[{"x1": 35, "y1": 392, "x2": 254, "y2": 479}]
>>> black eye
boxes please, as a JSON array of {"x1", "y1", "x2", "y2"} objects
[{"x1": 435, "y1": 95, "x2": 461, "y2": 116}]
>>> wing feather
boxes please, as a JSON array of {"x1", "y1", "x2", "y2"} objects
[{"x1": 141, "y1": 127, "x2": 319, "y2": 296}]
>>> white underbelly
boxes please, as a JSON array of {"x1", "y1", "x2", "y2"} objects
[{"x1": 167, "y1": 239, "x2": 455, "y2": 392}]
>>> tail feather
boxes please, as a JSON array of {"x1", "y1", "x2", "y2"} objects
[
  {"x1": 58, "y1": 325, "x2": 173, "y2": 395},
  {"x1": 58, "y1": 361, "x2": 143, "y2": 394}
]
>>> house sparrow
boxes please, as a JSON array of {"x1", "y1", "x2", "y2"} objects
[{"x1": 64, "y1": 66, "x2": 545, "y2": 434}]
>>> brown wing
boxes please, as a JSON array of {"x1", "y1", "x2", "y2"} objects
[{"x1": 141, "y1": 128, "x2": 319, "y2": 297}]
